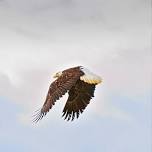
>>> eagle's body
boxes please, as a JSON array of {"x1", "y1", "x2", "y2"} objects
[{"x1": 33, "y1": 66, "x2": 102, "y2": 122}]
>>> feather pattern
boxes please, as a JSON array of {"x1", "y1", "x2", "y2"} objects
[{"x1": 62, "y1": 80, "x2": 95, "y2": 121}]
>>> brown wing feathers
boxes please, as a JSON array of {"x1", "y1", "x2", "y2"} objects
[
  {"x1": 33, "y1": 68, "x2": 83, "y2": 123},
  {"x1": 62, "y1": 80, "x2": 96, "y2": 121}
]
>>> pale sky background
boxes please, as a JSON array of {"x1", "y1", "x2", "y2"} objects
[{"x1": 0, "y1": 0, "x2": 151, "y2": 152}]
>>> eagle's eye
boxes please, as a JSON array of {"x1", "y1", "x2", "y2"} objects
[{"x1": 53, "y1": 71, "x2": 62, "y2": 78}]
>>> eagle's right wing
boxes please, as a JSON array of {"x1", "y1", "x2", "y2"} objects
[
  {"x1": 62, "y1": 80, "x2": 96, "y2": 121},
  {"x1": 33, "y1": 70, "x2": 81, "y2": 123}
]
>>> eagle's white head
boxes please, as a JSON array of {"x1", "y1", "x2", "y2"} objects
[{"x1": 53, "y1": 71, "x2": 62, "y2": 78}]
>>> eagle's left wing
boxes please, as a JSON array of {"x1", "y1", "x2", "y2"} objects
[{"x1": 33, "y1": 70, "x2": 82, "y2": 123}]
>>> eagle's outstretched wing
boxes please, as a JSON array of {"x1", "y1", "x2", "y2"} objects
[
  {"x1": 33, "y1": 69, "x2": 82, "y2": 123},
  {"x1": 62, "y1": 80, "x2": 96, "y2": 121}
]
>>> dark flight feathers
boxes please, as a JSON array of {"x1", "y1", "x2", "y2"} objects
[{"x1": 62, "y1": 80, "x2": 95, "y2": 121}]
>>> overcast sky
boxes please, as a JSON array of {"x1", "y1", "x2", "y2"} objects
[{"x1": 0, "y1": 0, "x2": 151, "y2": 152}]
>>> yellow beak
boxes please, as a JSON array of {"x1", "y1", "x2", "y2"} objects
[{"x1": 53, "y1": 73, "x2": 57, "y2": 78}]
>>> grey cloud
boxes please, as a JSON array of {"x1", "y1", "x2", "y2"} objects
[
  {"x1": 0, "y1": 74, "x2": 13, "y2": 96},
  {"x1": 0, "y1": 0, "x2": 150, "y2": 51},
  {"x1": 0, "y1": 69, "x2": 50, "y2": 108},
  {"x1": 1, "y1": 0, "x2": 149, "y2": 27},
  {"x1": 0, "y1": 0, "x2": 151, "y2": 119}
]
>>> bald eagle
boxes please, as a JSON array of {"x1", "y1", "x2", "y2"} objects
[{"x1": 33, "y1": 66, "x2": 102, "y2": 122}]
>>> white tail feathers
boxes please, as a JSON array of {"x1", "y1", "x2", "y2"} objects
[{"x1": 80, "y1": 67, "x2": 102, "y2": 84}]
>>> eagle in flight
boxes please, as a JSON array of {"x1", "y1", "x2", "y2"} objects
[{"x1": 33, "y1": 66, "x2": 102, "y2": 122}]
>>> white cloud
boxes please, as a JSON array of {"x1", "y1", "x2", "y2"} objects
[{"x1": 0, "y1": 0, "x2": 151, "y2": 122}]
